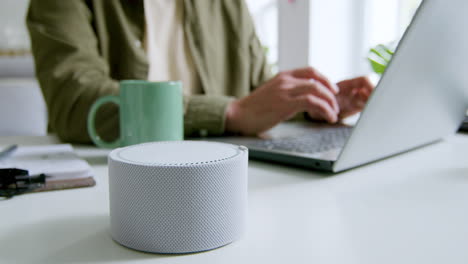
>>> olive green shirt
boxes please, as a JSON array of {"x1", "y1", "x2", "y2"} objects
[{"x1": 27, "y1": 0, "x2": 272, "y2": 143}]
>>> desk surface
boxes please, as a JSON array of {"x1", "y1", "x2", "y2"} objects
[{"x1": 1, "y1": 135, "x2": 468, "y2": 264}]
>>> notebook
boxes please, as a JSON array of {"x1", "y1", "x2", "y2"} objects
[{"x1": 0, "y1": 144, "x2": 95, "y2": 192}]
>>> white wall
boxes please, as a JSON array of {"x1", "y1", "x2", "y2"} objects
[
  {"x1": 278, "y1": 0, "x2": 359, "y2": 81},
  {"x1": 0, "y1": 80, "x2": 47, "y2": 136},
  {"x1": 0, "y1": 0, "x2": 46, "y2": 136},
  {"x1": 308, "y1": 0, "x2": 357, "y2": 81},
  {"x1": 0, "y1": 0, "x2": 35, "y2": 77},
  {"x1": 278, "y1": 0, "x2": 311, "y2": 71},
  {"x1": 246, "y1": 0, "x2": 278, "y2": 67},
  {"x1": 0, "y1": 0, "x2": 30, "y2": 52}
]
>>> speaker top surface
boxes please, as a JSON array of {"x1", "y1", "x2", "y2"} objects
[{"x1": 109, "y1": 141, "x2": 246, "y2": 166}]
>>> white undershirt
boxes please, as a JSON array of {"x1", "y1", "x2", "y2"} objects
[{"x1": 143, "y1": 0, "x2": 201, "y2": 95}]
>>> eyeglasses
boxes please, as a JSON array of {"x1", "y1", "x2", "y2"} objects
[{"x1": 0, "y1": 168, "x2": 46, "y2": 199}]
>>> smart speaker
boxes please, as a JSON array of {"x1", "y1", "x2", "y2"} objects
[{"x1": 108, "y1": 141, "x2": 248, "y2": 254}]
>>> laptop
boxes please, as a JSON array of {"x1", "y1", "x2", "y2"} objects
[{"x1": 210, "y1": 0, "x2": 468, "y2": 172}]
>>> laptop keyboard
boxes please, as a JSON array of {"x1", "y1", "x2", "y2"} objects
[{"x1": 250, "y1": 127, "x2": 353, "y2": 154}]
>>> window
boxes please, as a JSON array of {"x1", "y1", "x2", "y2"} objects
[
  {"x1": 366, "y1": 0, "x2": 423, "y2": 61},
  {"x1": 246, "y1": 0, "x2": 279, "y2": 69},
  {"x1": 248, "y1": 0, "x2": 422, "y2": 81}
]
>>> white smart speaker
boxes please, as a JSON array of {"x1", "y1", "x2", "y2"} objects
[{"x1": 108, "y1": 141, "x2": 248, "y2": 253}]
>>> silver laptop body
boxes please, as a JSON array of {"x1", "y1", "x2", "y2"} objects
[{"x1": 209, "y1": 0, "x2": 468, "y2": 172}]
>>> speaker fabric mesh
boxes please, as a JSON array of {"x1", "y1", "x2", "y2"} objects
[{"x1": 108, "y1": 141, "x2": 248, "y2": 253}]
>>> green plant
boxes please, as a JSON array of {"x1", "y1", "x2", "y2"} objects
[{"x1": 368, "y1": 44, "x2": 395, "y2": 74}]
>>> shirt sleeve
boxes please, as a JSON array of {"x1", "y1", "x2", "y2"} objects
[
  {"x1": 183, "y1": 95, "x2": 234, "y2": 137},
  {"x1": 27, "y1": 0, "x2": 119, "y2": 144}
]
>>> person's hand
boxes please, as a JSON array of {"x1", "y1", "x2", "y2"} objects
[
  {"x1": 225, "y1": 67, "x2": 340, "y2": 135},
  {"x1": 336, "y1": 76, "x2": 374, "y2": 119}
]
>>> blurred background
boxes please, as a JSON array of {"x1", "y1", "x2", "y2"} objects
[
  {"x1": 0, "y1": 0, "x2": 422, "y2": 136},
  {"x1": 246, "y1": 0, "x2": 422, "y2": 79},
  {"x1": 0, "y1": 0, "x2": 46, "y2": 136}
]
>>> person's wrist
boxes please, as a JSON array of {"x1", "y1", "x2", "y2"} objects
[{"x1": 225, "y1": 99, "x2": 243, "y2": 134}]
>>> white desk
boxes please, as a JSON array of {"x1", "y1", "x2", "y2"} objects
[{"x1": 1, "y1": 135, "x2": 468, "y2": 264}]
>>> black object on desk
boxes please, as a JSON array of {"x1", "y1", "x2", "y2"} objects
[
  {"x1": 458, "y1": 116, "x2": 468, "y2": 132},
  {"x1": 0, "y1": 168, "x2": 46, "y2": 198}
]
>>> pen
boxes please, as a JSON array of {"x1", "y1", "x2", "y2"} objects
[{"x1": 0, "y1": 145, "x2": 17, "y2": 161}]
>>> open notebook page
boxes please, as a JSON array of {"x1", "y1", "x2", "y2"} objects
[{"x1": 0, "y1": 144, "x2": 94, "y2": 180}]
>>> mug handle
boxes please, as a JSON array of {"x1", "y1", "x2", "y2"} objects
[{"x1": 87, "y1": 95, "x2": 121, "y2": 148}]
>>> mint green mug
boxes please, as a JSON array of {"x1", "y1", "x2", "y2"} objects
[{"x1": 87, "y1": 80, "x2": 183, "y2": 148}]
